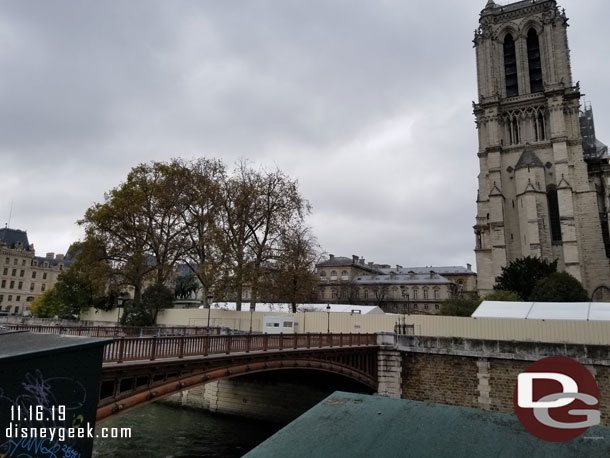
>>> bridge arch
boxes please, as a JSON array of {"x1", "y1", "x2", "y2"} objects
[{"x1": 97, "y1": 347, "x2": 378, "y2": 423}]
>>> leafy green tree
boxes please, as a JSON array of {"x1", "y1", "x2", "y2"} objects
[
  {"x1": 529, "y1": 272, "x2": 590, "y2": 302},
  {"x1": 440, "y1": 292, "x2": 482, "y2": 317},
  {"x1": 142, "y1": 283, "x2": 174, "y2": 322},
  {"x1": 484, "y1": 290, "x2": 522, "y2": 301},
  {"x1": 30, "y1": 290, "x2": 63, "y2": 318},
  {"x1": 175, "y1": 273, "x2": 200, "y2": 299},
  {"x1": 494, "y1": 256, "x2": 557, "y2": 300},
  {"x1": 119, "y1": 300, "x2": 152, "y2": 326}
]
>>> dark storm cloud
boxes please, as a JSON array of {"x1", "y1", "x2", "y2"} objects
[{"x1": 0, "y1": 0, "x2": 609, "y2": 270}]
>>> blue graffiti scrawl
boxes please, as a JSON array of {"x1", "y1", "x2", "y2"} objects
[{"x1": 1, "y1": 369, "x2": 87, "y2": 458}]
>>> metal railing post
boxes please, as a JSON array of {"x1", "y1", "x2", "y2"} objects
[
  {"x1": 179, "y1": 336, "x2": 185, "y2": 358},
  {"x1": 151, "y1": 337, "x2": 157, "y2": 361},
  {"x1": 118, "y1": 337, "x2": 125, "y2": 363},
  {"x1": 226, "y1": 335, "x2": 232, "y2": 354}
]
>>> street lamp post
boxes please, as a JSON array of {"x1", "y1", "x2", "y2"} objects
[
  {"x1": 401, "y1": 291, "x2": 410, "y2": 334},
  {"x1": 207, "y1": 295, "x2": 213, "y2": 329},
  {"x1": 326, "y1": 304, "x2": 331, "y2": 333},
  {"x1": 249, "y1": 308, "x2": 254, "y2": 334}
]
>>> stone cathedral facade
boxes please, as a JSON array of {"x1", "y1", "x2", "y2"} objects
[{"x1": 472, "y1": 0, "x2": 610, "y2": 298}]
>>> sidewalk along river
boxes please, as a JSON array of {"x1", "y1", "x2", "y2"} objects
[{"x1": 92, "y1": 402, "x2": 282, "y2": 458}]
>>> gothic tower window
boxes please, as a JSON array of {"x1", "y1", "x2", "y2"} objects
[
  {"x1": 547, "y1": 187, "x2": 562, "y2": 242},
  {"x1": 504, "y1": 34, "x2": 518, "y2": 97},
  {"x1": 527, "y1": 29, "x2": 543, "y2": 93},
  {"x1": 534, "y1": 111, "x2": 546, "y2": 141},
  {"x1": 509, "y1": 116, "x2": 520, "y2": 145}
]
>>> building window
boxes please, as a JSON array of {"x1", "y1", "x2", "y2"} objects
[
  {"x1": 4, "y1": 258, "x2": 8, "y2": 264},
  {"x1": 17, "y1": 281, "x2": 22, "y2": 290},
  {"x1": 533, "y1": 111, "x2": 546, "y2": 142},
  {"x1": 504, "y1": 34, "x2": 518, "y2": 97},
  {"x1": 341, "y1": 271, "x2": 348, "y2": 281},
  {"x1": 527, "y1": 29, "x2": 543, "y2": 93},
  {"x1": 435, "y1": 304, "x2": 440, "y2": 311},
  {"x1": 20, "y1": 270, "x2": 24, "y2": 277},
  {"x1": 21, "y1": 260, "x2": 25, "y2": 266},
  {"x1": 412, "y1": 290, "x2": 418, "y2": 300},
  {"x1": 32, "y1": 271, "x2": 36, "y2": 279},
  {"x1": 13, "y1": 259, "x2": 17, "y2": 265},
  {"x1": 413, "y1": 304, "x2": 418, "y2": 309},
  {"x1": 434, "y1": 289, "x2": 440, "y2": 299},
  {"x1": 9, "y1": 281, "x2": 14, "y2": 289},
  {"x1": 0, "y1": 295, "x2": 3, "y2": 302},
  {"x1": 2, "y1": 268, "x2": 6, "y2": 275},
  {"x1": 16, "y1": 295, "x2": 20, "y2": 302},
  {"x1": 8, "y1": 295, "x2": 12, "y2": 301},
  {"x1": 1, "y1": 280, "x2": 5, "y2": 288},
  {"x1": 43, "y1": 272, "x2": 47, "y2": 280},
  {"x1": 30, "y1": 283, "x2": 35, "y2": 291},
  {"x1": 320, "y1": 271, "x2": 327, "y2": 281},
  {"x1": 11, "y1": 269, "x2": 16, "y2": 276},
  {"x1": 547, "y1": 187, "x2": 562, "y2": 242},
  {"x1": 424, "y1": 304, "x2": 429, "y2": 310},
  {"x1": 509, "y1": 117, "x2": 520, "y2": 145},
  {"x1": 41, "y1": 284, "x2": 46, "y2": 292},
  {"x1": 14, "y1": 306, "x2": 19, "y2": 314},
  {"x1": 423, "y1": 289, "x2": 429, "y2": 300},
  {"x1": 330, "y1": 271, "x2": 337, "y2": 281}
]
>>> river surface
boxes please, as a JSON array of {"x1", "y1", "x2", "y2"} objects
[{"x1": 92, "y1": 403, "x2": 283, "y2": 458}]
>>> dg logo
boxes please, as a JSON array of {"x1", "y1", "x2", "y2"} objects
[{"x1": 514, "y1": 356, "x2": 600, "y2": 442}]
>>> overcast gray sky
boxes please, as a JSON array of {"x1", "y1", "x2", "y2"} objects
[{"x1": 1, "y1": 0, "x2": 609, "y2": 270}]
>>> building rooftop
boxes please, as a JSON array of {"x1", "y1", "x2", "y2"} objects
[
  {"x1": 0, "y1": 228, "x2": 31, "y2": 251},
  {"x1": 515, "y1": 144, "x2": 544, "y2": 170},
  {"x1": 353, "y1": 274, "x2": 452, "y2": 285}
]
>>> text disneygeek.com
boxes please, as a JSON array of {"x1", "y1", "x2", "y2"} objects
[{"x1": 5, "y1": 423, "x2": 132, "y2": 441}]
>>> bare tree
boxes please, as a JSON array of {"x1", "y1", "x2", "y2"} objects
[
  {"x1": 273, "y1": 225, "x2": 319, "y2": 312},
  {"x1": 178, "y1": 158, "x2": 227, "y2": 304}
]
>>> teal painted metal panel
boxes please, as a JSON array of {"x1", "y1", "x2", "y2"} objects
[{"x1": 246, "y1": 391, "x2": 610, "y2": 458}]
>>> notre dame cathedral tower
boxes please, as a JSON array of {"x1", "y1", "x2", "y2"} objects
[{"x1": 473, "y1": 0, "x2": 610, "y2": 299}]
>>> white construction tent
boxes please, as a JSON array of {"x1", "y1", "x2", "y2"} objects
[
  {"x1": 199, "y1": 302, "x2": 385, "y2": 315},
  {"x1": 472, "y1": 301, "x2": 610, "y2": 321}
]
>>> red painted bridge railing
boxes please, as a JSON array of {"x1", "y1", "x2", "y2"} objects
[
  {"x1": 1, "y1": 324, "x2": 221, "y2": 337},
  {"x1": 103, "y1": 333, "x2": 378, "y2": 363}
]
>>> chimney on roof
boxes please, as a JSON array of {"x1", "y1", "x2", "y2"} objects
[
  {"x1": 352, "y1": 255, "x2": 359, "y2": 264},
  {"x1": 430, "y1": 270, "x2": 436, "y2": 279},
  {"x1": 368, "y1": 262, "x2": 374, "y2": 268},
  {"x1": 329, "y1": 254, "x2": 335, "y2": 261},
  {"x1": 56, "y1": 254, "x2": 64, "y2": 261},
  {"x1": 467, "y1": 263, "x2": 472, "y2": 271},
  {"x1": 409, "y1": 271, "x2": 415, "y2": 280},
  {"x1": 46, "y1": 252, "x2": 54, "y2": 259},
  {"x1": 396, "y1": 265, "x2": 402, "y2": 270},
  {"x1": 359, "y1": 258, "x2": 365, "y2": 265}
]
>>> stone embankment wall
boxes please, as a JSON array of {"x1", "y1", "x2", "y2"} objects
[{"x1": 397, "y1": 336, "x2": 610, "y2": 425}]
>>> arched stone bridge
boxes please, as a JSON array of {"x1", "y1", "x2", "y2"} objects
[{"x1": 97, "y1": 333, "x2": 381, "y2": 422}]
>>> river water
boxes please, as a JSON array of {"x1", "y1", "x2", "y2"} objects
[{"x1": 92, "y1": 403, "x2": 283, "y2": 458}]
